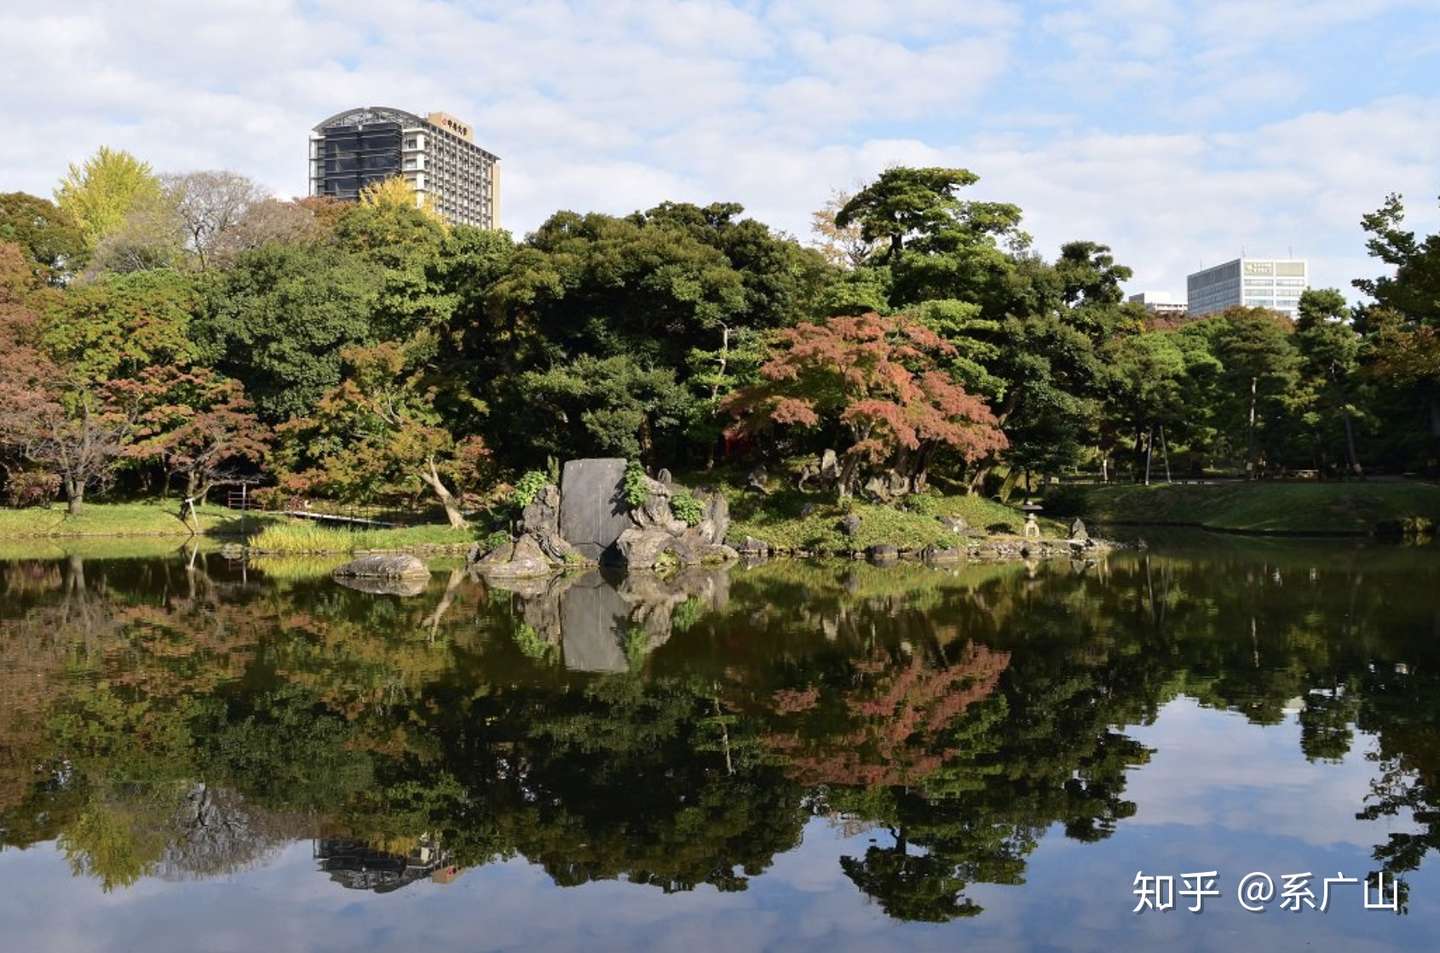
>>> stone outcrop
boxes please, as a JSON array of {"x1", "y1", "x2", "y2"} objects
[
  {"x1": 520, "y1": 483, "x2": 583, "y2": 563},
  {"x1": 862, "y1": 469, "x2": 910, "y2": 503},
  {"x1": 559, "y1": 458, "x2": 631, "y2": 561},
  {"x1": 332, "y1": 554, "x2": 431, "y2": 596},
  {"x1": 333, "y1": 554, "x2": 430, "y2": 579},
  {"x1": 472, "y1": 533, "x2": 555, "y2": 579}
]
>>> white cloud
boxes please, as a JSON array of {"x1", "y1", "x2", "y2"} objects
[{"x1": 0, "y1": 0, "x2": 1435, "y2": 305}]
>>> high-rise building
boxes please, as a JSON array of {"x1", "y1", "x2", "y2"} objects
[
  {"x1": 1127, "y1": 291, "x2": 1188, "y2": 318},
  {"x1": 309, "y1": 106, "x2": 500, "y2": 229},
  {"x1": 1186, "y1": 257, "x2": 1308, "y2": 318}
]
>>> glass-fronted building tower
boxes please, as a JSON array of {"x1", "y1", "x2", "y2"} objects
[
  {"x1": 1186, "y1": 257, "x2": 1308, "y2": 318},
  {"x1": 309, "y1": 106, "x2": 500, "y2": 229}
]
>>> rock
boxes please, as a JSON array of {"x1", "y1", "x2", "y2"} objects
[
  {"x1": 656, "y1": 467, "x2": 674, "y2": 485},
  {"x1": 615, "y1": 526, "x2": 676, "y2": 570},
  {"x1": 471, "y1": 539, "x2": 514, "y2": 567},
  {"x1": 333, "y1": 553, "x2": 430, "y2": 579},
  {"x1": 800, "y1": 503, "x2": 817, "y2": 518},
  {"x1": 559, "y1": 458, "x2": 632, "y2": 562},
  {"x1": 477, "y1": 533, "x2": 555, "y2": 579},
  {"x1": 1069, "y1": 518, "x2": 1089, "y2": 541},
  {"x1": 521, "y1": 483, "x2": 583, "y2": 562},
  {"x1": 937, "y1": 515, "x2": 969, "y2": 535},
  {"x1": 631, "y1": 474, "x2": 686, "y2": 534},
  {"x1": 745, "y1": 466, "x2": 770, "y2": 495},
  {"x1": 334, "y1": 574, "x2": 430, "y2": 597},
  {"x1": 705, "y1": 492, "x2": 730, "y2": 544},
  {"x1": 862, "y1": 469, "x2": 909, "y2": 503},
  {"x1": 839, "y1": 513, "x2": 863, "y2": 537},
  {"x1": 867, "y1": 544, "x2": 899, "y2": 563},
  {"x1": 820, "y1": 449, "x2": 840, "y2": 481},
  {"x1": 733, "y1": 535, "x2": 769, "y2": 556},
  {"x1": 921, "y1": 545, "x2": 964, "y2": 564}
]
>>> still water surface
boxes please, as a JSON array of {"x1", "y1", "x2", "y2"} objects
[{"x1": 1, "y1": 538, "x2": 1439, "y2": 952}]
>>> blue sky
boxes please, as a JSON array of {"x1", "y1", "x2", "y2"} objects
[{"x1": 1, "y1": 0, "x2": 1437, "y2": 300}]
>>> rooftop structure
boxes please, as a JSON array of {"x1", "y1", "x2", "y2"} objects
[{"x1": 1186, "y1": 257, "x2": 1308, "y2": 318}]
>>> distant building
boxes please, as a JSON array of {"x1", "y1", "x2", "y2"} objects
[
  {"x1": 1127, "y1": 291, "x2": 1188, "y2": 318},
  {"x1": 1186, "y1": 257, "x2": 1308, "y2": 318},
  {"x1": 309, "y1": 106, "x2": 500, "y2": 229}
]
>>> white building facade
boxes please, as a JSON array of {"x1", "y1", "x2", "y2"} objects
[
  {"x1": 1186, "y1": 258, "x2": 1308, "y2": 318},
  {"x1": 1127, "y1": 291, "x2": 1188, "y2": 318}
]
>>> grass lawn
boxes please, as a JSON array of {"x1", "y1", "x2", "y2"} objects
[
  {"x1": 246, "y1": 519, "x2": 477, "y2": 554},
  {"x1": 1051, "y1": 481, "x2": 1440, "y2": 535},
  {"x1": 0, "y1": 500, "x2": 277, "y2": 539},
  {"x1": 712, "y1": 483, "x2": 1058, "y2": 551}
]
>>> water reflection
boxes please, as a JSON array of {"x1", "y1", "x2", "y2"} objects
[{"x1": 0, "y1": 540, "x2": 1438, "y2": 940}]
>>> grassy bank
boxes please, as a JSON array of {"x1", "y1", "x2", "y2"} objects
[
  {"x1": 1052, "y1": 481, "x2": 1440, "y2": 535},
  {"x1": 719, "y1": 485, "x2": 1058, "y2": 552},
  {"x1": 246, "y1": 519, "x2": 476, "y2": 554},
  {"x1": 0, "y1": 501, "x2": 271, "y2": 538}
]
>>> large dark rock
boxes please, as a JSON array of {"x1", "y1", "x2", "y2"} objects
[
  {"x1": 839, "y1": 513, "x2": 863, "y2": 537},
  {"x1": 560, "y1": 572, "x2": 633, "y2": 673},
  {"x1": 867, "y1": 544, "x2": 899, "y2": 563},
  {"x1": 333, "y1": 554, "x2": 430, "y2": 579},
  {"x1": 559, "y1": 458, "x2": 631, "y2": 562}
]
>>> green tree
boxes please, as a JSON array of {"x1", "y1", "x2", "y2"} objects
[
  {"x1": 41, "y1": 269, "x2": 199, "y2": 389},
  {"x1": 1294, "y1": 289, "x2": 1367, "y2": 477},
  {"x1": 197, "y1": 243, "x2": 380, "y2": 422},
  {"x1": 0, "y1": 192, "x2": 86, "y2": 283}
]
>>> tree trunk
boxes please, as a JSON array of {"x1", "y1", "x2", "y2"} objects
[
  {"x1": 1159, "y1": 424, "x2": 1173, "y2": 484},
  {"x1": 66, "y1": 479, "x2": 84, "y2": 515},
  {"x1": 1144, "y1": 424, "x2": 1155, "y2": 486},
  {"x1": 421, "y1": 458, "x2": 468, "y2": 529},
  {"x1": 1342, "y1": 411, "x2": 1363, "y2": 479},
  {"x1": 967, "y1": 464, "x2": 991, "y2": 496},
  {"x1": 1246, "y1": 376, "x2": 1258, "y2": 479}
]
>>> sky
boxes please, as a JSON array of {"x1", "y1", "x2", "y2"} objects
[{"x1": 1, "y1": 0, "x2": 1438, "y2": 300}]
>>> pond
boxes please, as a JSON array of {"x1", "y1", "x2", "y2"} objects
[{"x1": 1, "y1": 537, "x2": 1439, "y2": 952}]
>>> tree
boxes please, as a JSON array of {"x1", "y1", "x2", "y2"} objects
[
  {"x1": 111, "y1": 366, "x2": 270, "y2": 500},
  {"x1": 520, "y1": 354, "x2": 693, "y2": 463},
  {"x1": 161, "y1": 171, "x2": 269, "y2": 270},
  {"x1": 834, "y1": 167, "x2": 983, "y2": 263},
  {"x1": 197, "y1": 243, "x2": 381, "y2": 422},
  {"x1": 0, "y1": 192, "x2": 86, "y2": 283},
  {"x1": 54, "y1": 147, "x2": 163, "y2": 252},
  {"x1": 0, "y1": 242, "x2": 131, "y2": 513},
  {"x1": 275, "y1": 343, "x2": 488, "y2": 527},
  {"x1": 40, "y1": 269, "x2": 199, "y2": 389},
  {"x1": 1355, "y1": 194, "x2": 1440, "y2": 464},
  {"x1": 1294, "y1": 289, "x2": 1366, "y2": 477},
  {"x1": 725, "y1": 313, "x2": 1007, "y2": 494},
  {"x1": 1196, "y1": 308, "x2": 1299, "y2": 477},
  {"x1": 810, "y1": 189, "x2": 873, "y2": 269},
  {"x1": 1103, "y1": 330, "x2": 1220, "y2": 483}
]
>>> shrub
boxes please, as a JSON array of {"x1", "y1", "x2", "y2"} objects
[
  {"x1": 671, "y1": 490, "x2": 704, "y2": 526},
  {"x1": 510, "y1": 470, "x2": 548, "y2": 509},
  {"x1": 5, "y1": 470, "x2": 61, "y2": 508},
  {"x1": 623, "y1": 461, "x2": 649, "y2": 509}
]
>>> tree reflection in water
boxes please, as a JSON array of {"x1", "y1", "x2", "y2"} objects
[{"x1": 0, "y1": 542, "x2": 1437, "y2": 920}]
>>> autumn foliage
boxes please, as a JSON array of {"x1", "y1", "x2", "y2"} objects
[{"x1": 725, "y1": 312, "x2": 1007, "y2": 491}]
